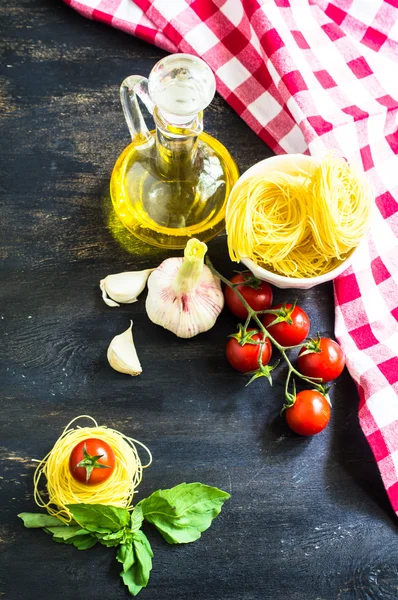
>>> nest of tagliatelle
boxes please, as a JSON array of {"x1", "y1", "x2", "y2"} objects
[
  {"x1": 226, "y1": 153, "x2": 371, "y2": 279},
  {"x1": 33, "y1": 416, "x2": 152, "y2": 523}
]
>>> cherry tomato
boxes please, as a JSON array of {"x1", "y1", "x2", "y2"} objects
[
  {"x1": 297, "y1": 337, "x2": 345, "y2": 382},
  {"x1": 285, "y1": 390, "x2": 331, "y2": 436},
  {"x1": 69, "y1": 438, "x2": 115, "y2": 486},
  {"x1": 226, "y1": 329, "x2": 272, "y2": 373},
  {"x1": 262, "y1": 304, "x2": 310, "y2": 346},
  {"x1": 224, "y1": 273, "x2": 273, "y2": 319}
]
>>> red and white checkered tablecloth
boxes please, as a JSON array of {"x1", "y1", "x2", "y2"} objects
[{"x1": 64, "y1": 0, "x2": 398, "y2": 515}]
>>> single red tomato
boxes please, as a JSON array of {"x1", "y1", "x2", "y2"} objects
[
  {"x1": 226, "y1": 328, "x2": 272, "y2": 373},
  {"x1": 69, "y1": 438, "x2": 115, "y2": 486},
  {"x1": 262, "y1": 304, "x2": 310, "y2": 346},
  {"x1": 224, "y1": 273, "x2": 273, "y2": 319},
  {"x1": 285, "y1": 390, "x2": 331, "y2": 436},
  {"x1": 298, "y1": 337, "x2": 345, "y2": 382}
]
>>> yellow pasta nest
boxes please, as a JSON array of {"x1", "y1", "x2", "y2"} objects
[
  {"x1": 33, "y1": 416, "x2": 152, "y2": 523},
  {"x1": 226, "y1": 154, "x2": 371, "y2": 278}
]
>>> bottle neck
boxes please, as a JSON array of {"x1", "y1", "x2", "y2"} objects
[{"x1": 153, "y1": 108, "x2": 203, "y2": 178}]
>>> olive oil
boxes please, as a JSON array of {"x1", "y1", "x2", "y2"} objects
[
  {"x1": 110, "y1": 54, "x2": 238, "y2": 249},
  {"x1": 110, "y1": 131, "x2": 238, "y2": 249}
]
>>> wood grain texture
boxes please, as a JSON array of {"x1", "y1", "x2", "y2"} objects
[{"x1": 1, "y1": 2, "x2": 397, "y2": 599}]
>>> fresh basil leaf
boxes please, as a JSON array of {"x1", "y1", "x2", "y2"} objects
[
  {"x1": 121, "y1": 568, "x2": 143, "y2": 597},
  {"x1": 117, "y1": 543, "x2": 135, "y2": 572},
  {"x1": 44, "y1": 526, "x2": 87, "y2": 540},
  {"x1": 118, "y1": 543, "x2": 142, "y2": 596},
  {"x1": 119, "y1": 532, "x2": 153, "y2": 597},
  {"x1": 138, "y1": 483, "x2": 230, "y2": 544},
  {"x1": 43, "y1": 524, "x2": 97, "y2": 550},
  {"x1": 66, "y1": 504, "x2": 129, "y2": 533},
  {"x1": 95, "y1": 529, "x2": 125, "y2": 547},
  {"x1": 52, "y1": 534, "x2": 98, "y2": 550},
  {"x1": 132, "y1": 530, "x2": 153, "y2": 585},
  {"x1": 98, "y1": 505, "x2": 143, "y2": 548},
  {"x1": 18, "y1": 513, "x2": 65, "y2": 529},
  {"x1": 130, "y1": 505, "x2": 144, "y2": 533},
  {"x1": 67, "y1": 535, "x2": 97, "y2": 550}
]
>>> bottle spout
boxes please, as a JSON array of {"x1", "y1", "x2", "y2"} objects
[{"x1": 153, "y1": 107, "x2": 204, "y2": 139}]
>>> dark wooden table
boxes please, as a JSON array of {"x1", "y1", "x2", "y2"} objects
[{"x1": 1, "y1": 2, "x2": 397, "y2": 599}]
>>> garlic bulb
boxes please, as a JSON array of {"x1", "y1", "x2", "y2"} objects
[
  {"x1": 107, "y1": 321, "x2": 142, "y2": 376},
  {"x1": 146, "y1": 238, "x2": 224, "y2": 338},
  {"x1": 100, "y1": 269, "x2": 154, "y2": 307}
]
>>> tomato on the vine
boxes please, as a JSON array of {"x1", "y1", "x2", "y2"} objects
[
  {"x1": 226, "y1": 328, "x2": 272, "y2": 373},
  {"x1": 69, "y1": 438, "x2": 115, "y2": 485},
  {"x1": 298, "y1": 337, "x2": 345, "y2": 382},
  {"x1": 285, "y1": 390, "x2": 330, "y2": 436},
  {"x1": 224, "y1": 273, "x2": 273, "y2": 319},
  {"x1": 262, "y1": 304, "x2": 310, "y2": 346}
]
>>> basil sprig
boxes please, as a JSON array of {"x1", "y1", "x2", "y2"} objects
[{"x1": 18, "y1": 482, "x2": 230, "y2": 596}]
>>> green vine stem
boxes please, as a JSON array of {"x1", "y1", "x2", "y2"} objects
[{"x1": 206, "y1": 258, "x2": 327, "y2": 405}]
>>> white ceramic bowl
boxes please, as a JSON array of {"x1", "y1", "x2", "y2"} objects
[{"x1": 226, "y1": 154, "x2": 364, "y2": 290}]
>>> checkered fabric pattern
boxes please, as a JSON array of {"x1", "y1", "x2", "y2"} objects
[{"x1": 64, "y1": 0, "x2": 398, "y2": 515}]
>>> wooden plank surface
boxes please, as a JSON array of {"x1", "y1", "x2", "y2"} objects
[{"x1": 1, "y1": 2, "x2": 397, "y2": 599}]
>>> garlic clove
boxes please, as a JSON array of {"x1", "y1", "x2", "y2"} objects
[
  {"x1": 100, "y1": 269, "x2": 154, "y2": 308},
  {"x1": 107, "y1": 321, "x2": 142, "y2": 376}
]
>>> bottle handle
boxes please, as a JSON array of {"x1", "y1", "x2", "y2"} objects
[{"x1": 120, "y1": 76, "x2": 154, "y2": 145}]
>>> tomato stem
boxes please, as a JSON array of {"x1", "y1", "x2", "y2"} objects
[
  {"x1": 75, "y1": 443, "x2": 111, "y2": 483},
  {"x1": 206, "y1": 258, "x2": 328, "y2": 403}
]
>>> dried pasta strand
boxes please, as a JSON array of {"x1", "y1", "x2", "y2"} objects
[
  {"x1": 33, "y1": 415, "x2": 152, "y2": 523},
  {"x1": 226, "y1": 155, "x2": 370, "y2": 278}
]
